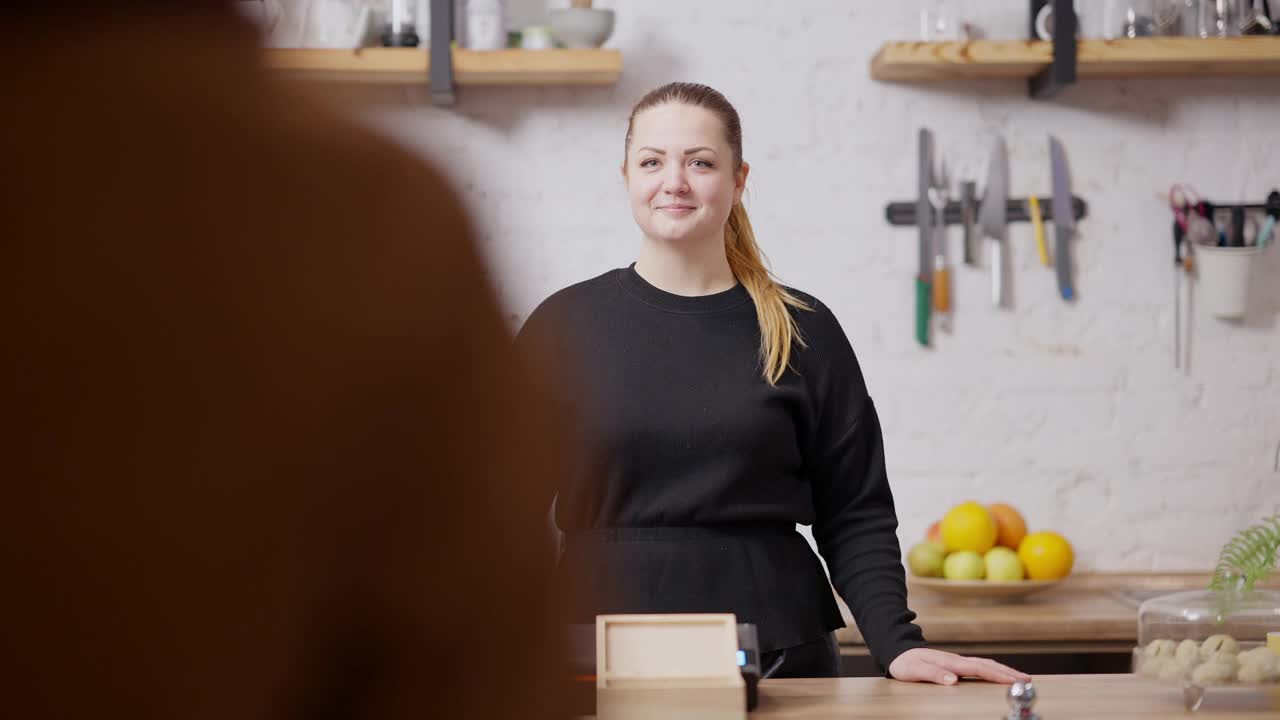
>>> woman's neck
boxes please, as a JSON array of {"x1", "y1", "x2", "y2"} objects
[{"x1": 634, "y1": 234, "x2": 736, "y2": 297}]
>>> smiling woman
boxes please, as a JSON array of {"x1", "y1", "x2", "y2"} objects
[
  {"x1": 622, "y1": 83, "x2": 809, "y2": 385},
  {"x1": 516, "y1": 82, "x2": 1028, "y2": 685}
]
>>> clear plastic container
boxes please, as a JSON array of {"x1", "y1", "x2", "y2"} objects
[{"x1": 1132, "y1": 585, "x2": 1280, "y2": 710}]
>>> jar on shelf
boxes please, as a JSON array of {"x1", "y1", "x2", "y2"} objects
[
  {"x1": 381, "y1": 0, "x2": 420, "y2": 47},
  {"x1": 465, "y1": 0, "x2": 506, "y2": 50}
]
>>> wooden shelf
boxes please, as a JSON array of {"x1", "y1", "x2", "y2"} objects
[
  {"x1": 264, "y1": 47, "x2": 622, "y2": 86},
  {"x1": 871, "y1": 36, "x2": 1280, "y2": 82}
]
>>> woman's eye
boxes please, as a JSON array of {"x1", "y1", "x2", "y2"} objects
[
  {"x1": 691, "y1": 159, "x2": 712, "y2": 168},
  {"x1": 639, "y1": 159, "x2": 658, "y2": 168}
]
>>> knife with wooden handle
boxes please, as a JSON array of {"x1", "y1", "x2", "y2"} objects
[
  {"x1": 1049, "y1": 136, "x2": 1076, "y2": 301},
  {"x1": 931, "y1": 160, "x2": 950, "y2": 315},
  {"x1": 978, "y1": 137, "x2": 1008, "y2": 307},
  {"x1": 933, "y1": 255, "x2": 950, "y2": 313}
]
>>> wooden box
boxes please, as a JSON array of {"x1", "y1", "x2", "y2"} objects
[{"x1": 596, "y1": 613, "x2": 746, "y2": 720}]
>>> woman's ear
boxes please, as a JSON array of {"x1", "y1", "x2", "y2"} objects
[{"x1": 734, "y1": 161, "x2": 750, "y2": 204}]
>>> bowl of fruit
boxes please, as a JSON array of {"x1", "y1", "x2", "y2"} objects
[{"x1": 906, "y1": 501, "x2": 1073, "y2": 603}]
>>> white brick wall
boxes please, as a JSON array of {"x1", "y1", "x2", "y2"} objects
[{"x1": 344, "y1": 1, "x2": 1280, "y2": 570}]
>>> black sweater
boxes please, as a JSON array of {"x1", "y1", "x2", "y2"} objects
[{"x1": 517, "y1": 265, "x2": 926, "y2": 670}]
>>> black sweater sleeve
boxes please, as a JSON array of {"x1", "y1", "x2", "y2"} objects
[{"x1": 803, "y1": 304, "x2": 927, "y2": 673}]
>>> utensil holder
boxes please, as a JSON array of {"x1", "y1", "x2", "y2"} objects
[{"x1": 1195, "y1": 244, "x2": 1265, "y2": 318}]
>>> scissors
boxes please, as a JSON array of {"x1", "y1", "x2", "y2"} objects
[{"x1": 1170, "y1": 184, "x2": 1218, "y2": 246}]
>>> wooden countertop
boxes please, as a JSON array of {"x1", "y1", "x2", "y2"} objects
[
  {"x1": 752, "y1": 674, "x2": 1280, "y2": 718},
  {"x1": 836, "y1": 572, "x2": 1280, "y2": 649}
]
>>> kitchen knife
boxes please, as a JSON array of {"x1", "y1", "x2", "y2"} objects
[
  {"x1": 960, "y1": 180, "x2": 977, "y2": 266},
  {"x1": 916, "y1": 128, "x2": 934, "y2": 347},
  {"x1": 978, "y1": 137, "x2": 1008, "y2": 307},
  {"x1": 930, "y1": 159, "x2": 950, "y2": 315},
  {"x1": 1049, "y1": 136, "x2": 1076, "y2": 301}
]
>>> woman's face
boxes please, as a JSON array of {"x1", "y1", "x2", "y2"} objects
[{"x1": 623, "y1": 103, "x2": 748, "y2": 247}]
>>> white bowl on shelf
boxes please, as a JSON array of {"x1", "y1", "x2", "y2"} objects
[{"x1": 547, "y1": 8, "x2": 615, "y2": 48}]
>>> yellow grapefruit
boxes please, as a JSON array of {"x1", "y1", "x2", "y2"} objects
[{"x1": 939, "y1": 501, "x2": 998, "y2": 554}]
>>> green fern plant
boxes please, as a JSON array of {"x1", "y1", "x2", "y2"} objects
[{"x1": 1209, "y1": 514, "x2": 1280, "y2": 592}]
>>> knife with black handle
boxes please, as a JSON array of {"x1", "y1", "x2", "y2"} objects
[{"x1": 960, "y1": 180, "x2": 977, "y2": 266}]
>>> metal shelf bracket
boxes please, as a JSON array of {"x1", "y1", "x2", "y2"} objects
[
  {"x1": 430, "y1": 0, "x2": 456, "y2": 106},
  {"x1": 1029, "y1": 0, "x2": 1078, "y2": 99}
]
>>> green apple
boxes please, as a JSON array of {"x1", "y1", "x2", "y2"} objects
[
  {"x1": 984, "y1": 547, "x2": 1025, "y2": 581},
  {"x1": 943, "y1": 550, "x2": 985, "y2": 580},
  {"x1": 907, "y1": 542, "x2": 945, "y2": 577}
]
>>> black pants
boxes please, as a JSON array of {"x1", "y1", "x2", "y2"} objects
[{"x1": 759, "y1": 632, "x2": 841, "y2": 678}]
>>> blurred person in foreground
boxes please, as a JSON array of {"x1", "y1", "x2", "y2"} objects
[{"x1": 1, "y1": 3, "x2": 567, "y2": 718}]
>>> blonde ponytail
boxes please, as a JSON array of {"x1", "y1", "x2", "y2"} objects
[{"x1": 725, "y1": 202, "x2": 811, "y2": 384}]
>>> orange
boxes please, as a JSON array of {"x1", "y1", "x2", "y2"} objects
[
  {"x1": 939, "y1": 501, "x2": 997, "y2": 554},
  {"x1": 988, "y1": 503, "x2": 1028, "y2": 550},
  {"x1": 1018, "y1": 531, "x2": 1074, "y2": 580}
]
